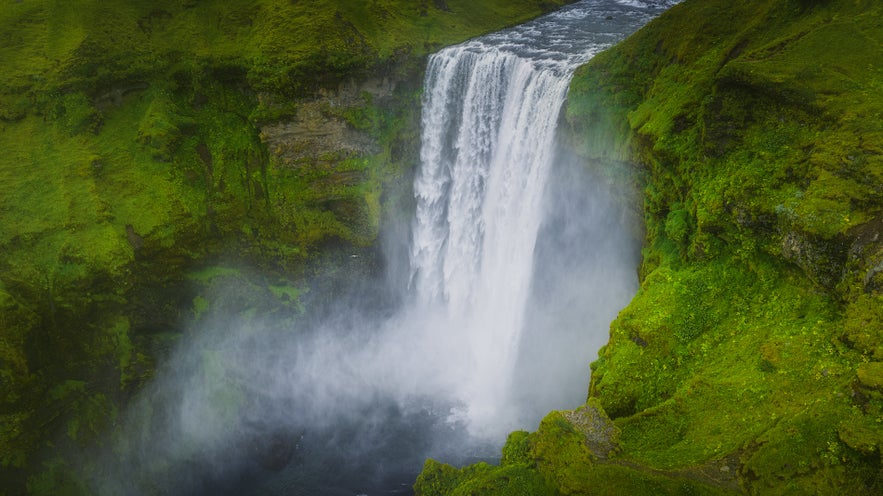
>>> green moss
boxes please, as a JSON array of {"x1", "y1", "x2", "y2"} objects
[
  {"x1": 501, "y1": 430, "x2": 533, "y2": 466},
  {"x1": 414, "y1": 458, "x2": 556, "y2": 496},
  {"x1": 420, "y1": 408, "x2": 737, "y2": 496},
  {"x1": 26, "y1": 459, "x2": 89, "y2": 496},
  {"x1": 550, "y1": 464, "x2": 733, "y2": 496},
  {"x1": 188, "y1": 266, "x2": 242, "y2": 283},
  {"x1": 191, "y1": 295, "x2": 210, "y2": 320},
  {"x1": 0, "y1": 0, "x2": 569, "y2": 103},
  {"x1": 857, "y1": 362, "x2": 883, "y2": 391},
  {"x1": 842, "y1": 294, "x2": 883, "y2": 359},
  {"x1": 838, "y1": 407, "x2": 883, "y2": 457},
  {"x1": 415, "y1": 459, "x2": 463, "y2": 496}
]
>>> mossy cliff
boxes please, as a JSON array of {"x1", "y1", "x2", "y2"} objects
[
  {"x1": 0, "y1": 0, "x2": 570, "y2": 493},
  {"x1": 415, "y1": 0, "x2": 883, "y2": 494}
]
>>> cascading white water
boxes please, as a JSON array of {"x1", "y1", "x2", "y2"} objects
[
  {"x1": 406, "y1": 0, "x2": 676, "y2": 435},
  {"x1": 410, "y1": 47, "x2": 579, "y2": 431}
]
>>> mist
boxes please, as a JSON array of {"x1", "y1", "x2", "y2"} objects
[{"x1": 87, "y1": 149, "x2": 639, "y2": 496}]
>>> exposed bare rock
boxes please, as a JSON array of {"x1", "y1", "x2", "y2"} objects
[
  {"x1": 563, "y1": 401, "x2": 620, "y2": 459},
  {"x1": 259, "y1": 77, "x2": 399, "y2": 168},
  {"x1": 260, "y1": 102, "x2": 377, "y2": 167}
]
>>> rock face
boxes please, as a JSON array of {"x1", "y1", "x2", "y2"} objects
[
  {"x1": 562, "y1": 401, "x2": 620, "y2": 459},
  {"x1": 261, "y1": 104, "x2": 379, "y2": 165},
  {"x1": 416, "y1": 0, "x2": 883, "y2": 494},
  {"x1": 260, "y1": 78, "x2": 397, "y2": 167}
]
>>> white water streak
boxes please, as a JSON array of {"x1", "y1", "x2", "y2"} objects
[{"x1": 410, "y1": 42, "x2": 582, "y2": 433}]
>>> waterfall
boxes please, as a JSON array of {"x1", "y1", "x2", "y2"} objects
[
  {"x1": 406, "y1": 0, "x2": 679, "y2": 438},
  {"x1": 410, "y1": 41, "x2": 590, "y2": 434}
]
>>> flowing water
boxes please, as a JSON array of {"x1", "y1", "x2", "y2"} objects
[
  {"x1": 410, "y1": 0, "x2": 676, "y2": 434},
  {"x1": 404, "y1": 0, "x2": 683, "y2": 442},
  {"x1": 95, "y1": 1, "x2": 678, "y2": 494}
]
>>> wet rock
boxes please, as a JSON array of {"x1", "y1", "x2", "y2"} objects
[
  {"x1": 848, "y1": 218, "x2": 883, "y2": 293},
  {"x1": 629, "y1": 333, "x2": 648, "y2": 347},
  {"x1": 563, "y1": 401, "x2": 620, "y2": 459},
  {"x1": 126, "y1": 224, "x2": 145, "y2": 252},
  {"x1": 780, "y1": 228, "x2": 849, "y2": 289},
  {"x1": 260, "y1": 101, "x2": 379, "y2": 167},
  {"x1": 259, "y1": 76, "x2": 400, "y2": 168}
]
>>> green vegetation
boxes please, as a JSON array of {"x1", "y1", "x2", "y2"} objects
[
  {"x1": 0, "y1": 0, "x2": 569, "y2": 493},
  {"x1": 416, "y1": 0, "x2": 883, "y2": 494}
]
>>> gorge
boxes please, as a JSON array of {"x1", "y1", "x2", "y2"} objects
[{"x1": 1, "y1": 0, "x2": 881, "y2": 495}]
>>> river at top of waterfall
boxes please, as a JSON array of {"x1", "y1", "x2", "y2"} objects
[{"x1": 93, "y1": 1, "x2": 678, "y2": 495}]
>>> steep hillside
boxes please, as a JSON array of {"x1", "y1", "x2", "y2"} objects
[
  {"x1": 0, "y1": 0, "x2": 570, "y2": 493},
  {"x1": 416, "y1": 0, "x2": 883, "y2": 494}
]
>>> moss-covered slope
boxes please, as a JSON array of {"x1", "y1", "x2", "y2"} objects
[
  {"x1": 416, "y1": 0, "x2": 883, "y2": 494},
  {"x1": 0, "y1": 0, "x2": 571, "y2": 493}
]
